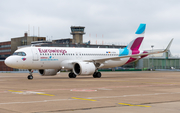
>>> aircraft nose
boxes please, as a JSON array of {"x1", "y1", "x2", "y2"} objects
[{"x1": 5, "y1": 56, "x2": 14, "y2": 68}]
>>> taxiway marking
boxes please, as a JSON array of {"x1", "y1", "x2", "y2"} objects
[
  {"x1": 36, "y1": 93, "x2": 54, "y2": 96},
  {"x1": 8, "y1": 90, "x2": 54, "y2": 96},
  {"x1": 70, "y1": 89, "x2": 97, "y2": 92},
  {"x1": 71, "y1": 97, "x2": 97, "y2": 102},
  {"x1": 0, "y1": 84, "x2": 174, "y2": 94},
  {"x1": 119, "y1": 103, "x2": 151, "y2": 107},
  {"x1": 20, "y1": 84, "x2": 177, "y2": 92},
  {"x1": 8, "y1": 90, "x2": 23, "y2": 93},
  {"x1": 1, "y1": 92, "x2": 180, "y2": 105}
]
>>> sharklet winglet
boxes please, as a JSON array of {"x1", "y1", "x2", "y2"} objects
[{"x1": 164, "y1": 38, "x2": 174, "y2": 52}]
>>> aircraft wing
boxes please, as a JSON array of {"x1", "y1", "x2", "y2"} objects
[{"x1": 84, "y1": 39, "x2": 173, "y2": 63}]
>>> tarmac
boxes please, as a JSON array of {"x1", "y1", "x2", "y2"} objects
[{"x1": 0, "y1": 71, "x2": 180, "y2": 113}]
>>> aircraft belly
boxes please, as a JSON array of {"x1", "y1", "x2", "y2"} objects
[
  {"x1": 60, "y1": 60, "x2": 73, "y2": 69},
  {"x1": 30, "y1": 61, "x2": 60, "y2": 69},
  {"x1": 100, "y1": 58, "x2": 129, "y2": 68}
]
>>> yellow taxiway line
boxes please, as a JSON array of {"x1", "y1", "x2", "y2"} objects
[
  {"x1": 71, "y1": 97, "x2": 97, "y2": 101},
  {"x1": 119, "y1": 103, "x2": 151, "y2": 107}
]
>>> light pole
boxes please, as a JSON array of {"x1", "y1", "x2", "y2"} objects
[{"x1": 151, "y1": 45, "x2": 154, "y2": 70}]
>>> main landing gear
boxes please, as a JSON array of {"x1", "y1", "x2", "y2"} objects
[
  {"x1": 27, "y1": 69, "x2": 33, "y2": 80},
  {"x1": 93, "y1": 72, "x2": 101, "y2": 78},
  {"x1": 68, "y1": 71, "x2": 101, "y2": 78},
  {"x1": 69, "y1": 72, "x2": 76, "y2": 78}
]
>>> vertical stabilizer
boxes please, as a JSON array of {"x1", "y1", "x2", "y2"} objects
[
  {"x1": 135, "y1": 23, "x2": 146, "y2": 34},
  {"x1": 126, "y1": 23, "x2": 146, "y2": 54}
]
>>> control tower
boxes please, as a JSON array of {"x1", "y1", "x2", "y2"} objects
[{"x1": 70, "y1": 26, "x2": 85, "y2": 44}]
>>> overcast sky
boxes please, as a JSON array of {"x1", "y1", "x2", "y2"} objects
[{"x1": 0, "y1": 0, "x2": 180, "y2": 55}]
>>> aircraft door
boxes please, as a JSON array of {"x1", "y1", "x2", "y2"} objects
[
  {"x1": 31, "y1": 48, "x2": 39, "y2": 61},
  {"x1": 76, "y1": 52, "x2": 82, "y2": 59}
]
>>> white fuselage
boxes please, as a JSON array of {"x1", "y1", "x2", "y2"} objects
[{"x1": 5, "y1": 47, "x2": 131, "y2": 70}]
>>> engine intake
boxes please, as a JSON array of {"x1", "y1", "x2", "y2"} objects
[{"x1": 73, "y1": 62, "x2": 96, "y2": 75}]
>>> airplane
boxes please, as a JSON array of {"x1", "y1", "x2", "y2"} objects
[{"x1": 5, "y1": 24, "x2": 173, "y2": 80}]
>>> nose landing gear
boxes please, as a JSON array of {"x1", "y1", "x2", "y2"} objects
[
  {"x1": 27, "y1": 69, "x2": 33, "y2": 80},
  {"x1": 27, "y1": 75, "x2": 33, "y2": 80}
]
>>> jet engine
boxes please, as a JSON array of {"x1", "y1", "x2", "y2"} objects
[
  {"x1": 39, "y1": 69, "x2": 59, "y2": 76},
  {"x1": 73, "y1": 62, "x2": 96, "y2": 75}
]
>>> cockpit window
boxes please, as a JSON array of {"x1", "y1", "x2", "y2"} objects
[{"x1": 13, "y1": 52, "x2": 26, "y2": 56}]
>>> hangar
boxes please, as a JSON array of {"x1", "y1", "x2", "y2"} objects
[{"x1": 137, "y1": 50, "x2": 180, "y2": 70}]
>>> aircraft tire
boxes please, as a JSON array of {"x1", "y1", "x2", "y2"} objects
[
  {"x1": 93, "y1": 72, "x2": 97, "y2": 78},
  {"x1": 69, "y1": 73, "x2": 76, "y2": 78},
  {"x1": 96, "y1": 72, "x2": 101, "y2": 78},
  {"x1": 93, "y1": 72, "x2": 101, "y2": 78},
  {"x1": 27, "y1": 75, "x2": 33, "y2": 80}
]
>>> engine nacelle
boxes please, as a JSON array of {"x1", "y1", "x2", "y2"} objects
[
  {"x1": 39, "y1": 69, "x2": 59, "y2": 76},
  {"x1": 73, "y1": 62, "x2": 96, "y2": 75}
]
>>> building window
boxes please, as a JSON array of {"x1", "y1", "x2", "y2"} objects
[
  {"x1": 21, "y1": 40, "x2": 27, "y2": 45},
  {"x1": 0, "y1": 45, "x2": 11, "y2": 48},
  {"x1": 0, "y1": 49, "x2": 11, "y2": 53}
]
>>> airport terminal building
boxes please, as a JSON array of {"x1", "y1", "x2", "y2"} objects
[
  {"x1": 0, "y1": 33, "x2": 46, "y2": 71},
  {"x1": 137, "y1": 50, "x2": 180, "y2": 70}
]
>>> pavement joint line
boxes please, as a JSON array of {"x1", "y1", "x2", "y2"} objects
[
  {"x1": 0, "y1": 91, "x2": 8, "y2": 93},
  {"x1": 0, "y1": 99, "x2": 74, "y2": 105},
  {"x1": 34, "y1": 106, "x2": 117, "y2": 113},
  {"x1": 118, "y1": 103, "x2": 151, "y2": 107},
  {"x1": 71, "y1": 97, "x2": 97, "y2": 101},
  {"x1": 88, "y1": 92, "x2": 180, "y2": 99},
  {"x1": 98, "y1": 88, "x2": 112, "y2": 90}
]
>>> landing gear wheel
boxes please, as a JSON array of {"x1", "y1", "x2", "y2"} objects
[
  {"x1": 69, "y1": 73, "x2": 76, "y2": 78},
  {"x1": 93, "y1": 72, "x2": 97, "y2": 78},
  {"x1": 27, "y1": 75, "x2": 33, "y2": 80},
  {"x1": 27, "y1": 69, "x2": 33, "y2": 80},
  {"x1": 93, "y1": 72, "x2": 101, "y2": 78}
]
